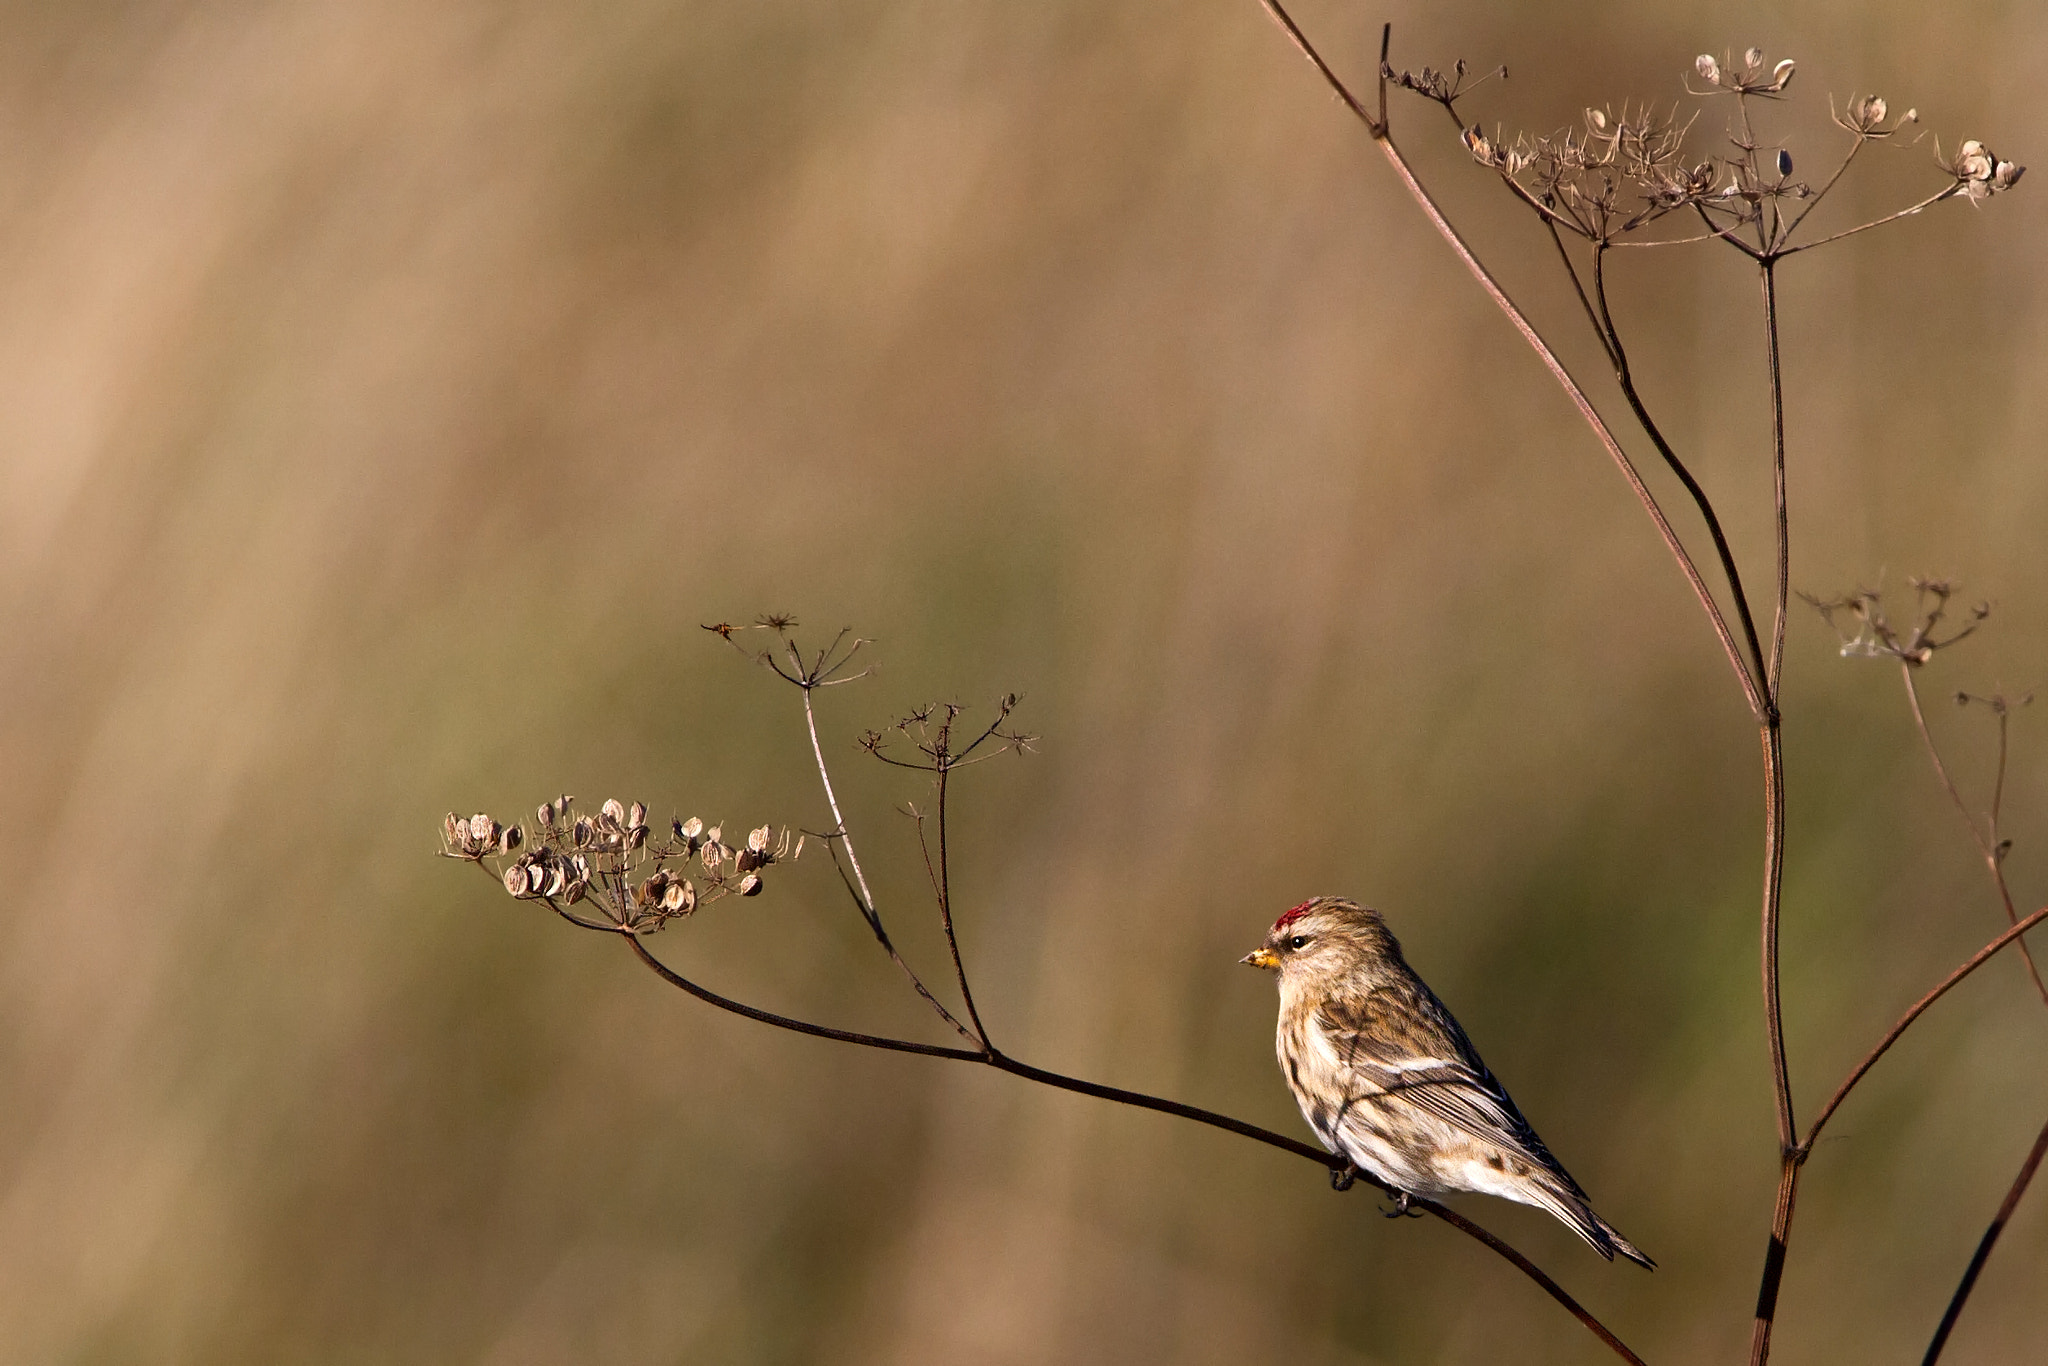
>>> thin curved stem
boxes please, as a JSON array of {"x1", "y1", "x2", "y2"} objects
[
  {"x1": 934, "y1": 763, "x2": 992, "y2": 1047},
  {"x1": 1747, "y1": 720, "x2": 1793, "y2": 1366},
  {"x1": 1389, "y1": 149, "x2": 1765, "y2": 721},
  {"x1": 1783, "y1": 133, "x2": 1867, "y2": 244},
  {"x1": 805, "y1": 687, "x2": 878, "y2": 915},
  {"x1": 1761, "y1": 263, "x2": 1790, "y2": 695},
  {"x1": 627, "y1": 932, "x2": 987, "y2": 1061},
  {"x1": 807, "y1": 688, "x2": 981, "y2": 1042},
  {"x1": 1422, "y1": 1202, "x2": 1650, "y2": 1366},
  {"x1": 1807, "y1": 904, "x2": 2048, "y2": 1147},
  {"x1": 1921, "y1": 1110, "x2": 2048, "y2": 1365},
  {"x1": 1592, "y1": 243, "x2": 1771, "y2": 698},
  {"x1": 623, "y1": 930, "x2": 1645, "y2": 1365},
  {"x1": 1901, "y1": 664, "x2": 2048, "y2": 1007},
  {"x1": 1780, "y1": 185, "x2": 1963, "y2": 256},
  {"x1": 1258, "y1": 0, "x2": 1767, "y2": 721}
]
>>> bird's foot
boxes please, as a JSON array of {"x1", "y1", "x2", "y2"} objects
[
  {"x1": 1381, "y1": 1192, "x2": 1423, "y2": 1220},
  {"x1": 1328, "y1": 1163, "x2": 1357, "y2": 1193}
]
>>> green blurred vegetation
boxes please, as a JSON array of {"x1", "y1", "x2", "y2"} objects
[{"x1": 0, "y1": 0, "x2": 2043, "y2": 1361}]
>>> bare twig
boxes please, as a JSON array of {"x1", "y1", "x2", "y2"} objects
[
  {"x1": 1807, "y1": 904, "x2": 2048, "y2": 1146},
  {"x1": 1921, "y1": 1110, "x2": 2048, "y2": 1365},
  {"x1": 1781, "y1": 184, "x2": 1963, "y2": 256},
  {"x1": 1902, "y1": 667, "x2": 2048, "y2": 1007}
]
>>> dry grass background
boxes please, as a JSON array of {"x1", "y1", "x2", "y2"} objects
[{"x1": 0, "y1": 0, "x2": 2044, "y2": 1361}]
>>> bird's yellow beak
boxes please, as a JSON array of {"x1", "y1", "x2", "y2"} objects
[{"x1": 1241, "y1": 947, "x2": 1280, "y2": 971}]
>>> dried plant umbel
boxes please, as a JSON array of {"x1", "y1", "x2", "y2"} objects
[
  {"x1": 441, "y1": 798, "x2": 799, "y2": 934},
  {"x1": 1254, "y1": 9, "x2": 2037, "y2": 1366}
]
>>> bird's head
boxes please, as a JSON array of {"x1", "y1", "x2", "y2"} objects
[{"x1": 1241, "y1": 897, "x2": 1401, "y2": 990}]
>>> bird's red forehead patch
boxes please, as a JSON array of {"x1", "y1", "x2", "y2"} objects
[{"x1": 1271, "y1": 900, "x2": 1317, "y2": 934}]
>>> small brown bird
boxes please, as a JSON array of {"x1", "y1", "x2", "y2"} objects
[{"x1": 1243, "y1": 896, "x2": 1653, "y2": 1267}]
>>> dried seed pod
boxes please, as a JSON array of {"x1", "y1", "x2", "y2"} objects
[
  {"x1": 679, "y1": 816, "x2": 704, "y2": 841},
  {"x1": 661, "y1": 881, "x2": 692, "y2": 913},
  {"x1": 574, "y1": 817, "x2": 595, "y2": 848},
  {"x1": 504, "y1": 862, "x2": 531, "y2": 897},
  {"x1": 748, "y1": 825, "x2": 772, "y2": 854},
  {"x1": 736, "y1": 848, "x2": 763, "y2": 873},
  {"x1": 626, "y1": 824, "x2": 647, "y2": 851},
  {"x1": 602, "y1": 799, "x2": 626, "y2": 825},
  {"x1": 1776, "y1": 149, "x2": 1792, "y2": 177},
  {"x1": 499, "y1": 824, "x2": 522, "y2": 854},
  {"x1": 628, "y1": 801, "x2": 647, "y2": 831},
  {"x1": 739, "y1": 873, "x2": 763, "y2": 896},
  {"x1": 1696, "y1": 54, "x2": 1720, "y2": 85},
  {"x1": 705, "y1": 825, "x2": 722, "y2": 846},
  {"x1": 542, "y1": 862, "x2": 567, "y2": 898},
  {"x1": 1745, "y1": 46, "x2": 1764, "y2": 68},
  {"x1": 1770, "y1": 58, "x2": 1795, "y2": 90}
]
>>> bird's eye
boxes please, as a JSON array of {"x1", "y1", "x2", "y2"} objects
[{"x1": 1287, "y1": 934, "x2": 1310, "y2": 951}]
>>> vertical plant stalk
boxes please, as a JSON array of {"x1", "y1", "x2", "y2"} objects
[
  {"x1": 1921, "y1": 1111, "x2": 2048, "y2": 1365},
  {"x1": 933, "y1": 758, "x2": 992, "y2": 1049},
  {"x1": 1747, "y1": 258, "x2": 1797, "y2": 1366},
  {"x1": 1763, "y1": 263, "x2": 1790, "y2": 694},
  {"x1": 807, "y1": 684, "x2": 981, "y2": 1045}
]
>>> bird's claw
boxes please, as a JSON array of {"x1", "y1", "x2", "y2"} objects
[
  {"x1": 1382, "y1": 1192, "x2": 1422, "y2": 1219},
  {"x1": 1329, "y1": 1163, "x2": 1357, "y2": 1193}
]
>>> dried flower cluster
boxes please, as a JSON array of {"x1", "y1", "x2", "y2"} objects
[
  {"x1": 441, "y1": 797, "x2": 801, "y2": 933},
  {"x1": 1949, "y1": 138, "x2": 2025, "y2": 201},
  {"x1": 1693, "y1": 47, "x2": 1797, "y2": 97},
  {"x1": 1434, "y1": 46, "x2": 2022, "y2": 252},
  {"x1": 1802, "y1": 577, "x2": 1990, "y2": 666}
]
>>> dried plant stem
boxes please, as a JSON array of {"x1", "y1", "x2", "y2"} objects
[
  {"x1": 1901, "y1": 664, "x2": 2048, "y2": 1007},
  {"x1": 618, "y1": 929, "x2": 1644, "y2": 1364},
  {"x1": 933, "y1": 762, "x2": 991, "y2": 1047},
  {"x1": 1254, "y1": 3, "x2": 1767, "y2": 724},
  {"x1": 1587, "y1": 243, "x2": 1770, "y2": 694},
  {"x1": 807, "y1": 687, "x2": 980, "y2": 1044},
  {"x1": 1763, "y1": 263, "x2": 1790, "y2": 694},
  {"x1": 806, "y1": 687, "x2": 878, "y2": 915},
  {"x1": 1747, "y1": 258, "x2": 1796, "y2": 1366},
  {"x1": 1807, "y1": 903, "x2": 2048, "y2": 1146},
  {"x1": 1747, "y1": 723, "x2": 1793, "y2": 1366},
  {"x1": 1922, "y1": 1110, "x2": 2048, "y2": 1365},
  {"x1": 1780, "y1": 185, "x2": 1963, "y2": 257},
  {"x1": 1743, "y1": 901, "x2": 2048, "y2": 1364}
]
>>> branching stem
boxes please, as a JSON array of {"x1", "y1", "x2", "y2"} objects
[{"x1": 1901, "y1": 664, "x2": 2048, "y2": 1006}]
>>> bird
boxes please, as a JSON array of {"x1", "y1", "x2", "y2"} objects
[{"x1": 1242, "y1": 896, "x2": 1654, "y2": 1268}]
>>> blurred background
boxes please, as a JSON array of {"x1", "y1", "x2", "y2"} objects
[{"x1": 2, "y1": 0, "x2": 2044, "y2": 1360}]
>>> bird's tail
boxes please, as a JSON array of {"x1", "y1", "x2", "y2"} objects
[{"x1": 1527, "y1": 1180, "x2": 1657, "y2": 1270}]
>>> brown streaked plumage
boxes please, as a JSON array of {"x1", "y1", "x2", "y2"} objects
[{"x1": 1243, "y1": 896, "x2": 1654, "y2": 1268}]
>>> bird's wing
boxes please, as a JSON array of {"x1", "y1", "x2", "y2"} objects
[{"x1": 1316, "y1": 987, "x2": 1582, "y2": 1193}]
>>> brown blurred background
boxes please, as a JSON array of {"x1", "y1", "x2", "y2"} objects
[{"x1": 1, "y1": 0, "x2": 2043, "y2": 1361}]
